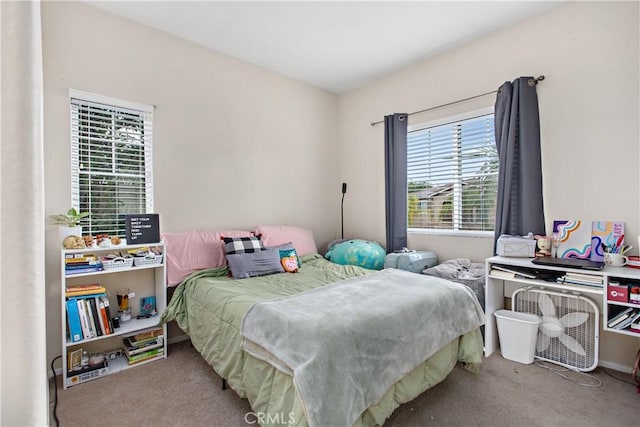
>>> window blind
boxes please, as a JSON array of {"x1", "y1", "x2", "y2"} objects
[
  {"x1": 407, "y1": 112, "x2": 498, "y2": 232},
  {"x1": 70, "y1": 94, "x2": 153, "y2": 237}
]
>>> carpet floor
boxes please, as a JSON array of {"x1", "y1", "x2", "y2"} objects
[{"x1": 51, "y1": 340, "x2": 639, "y2": 427}]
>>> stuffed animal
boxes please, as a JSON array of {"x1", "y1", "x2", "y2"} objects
[
  {"x1": 325, "y1": 239, "x2": 386, "y2": 270},
  {"x1": 281, "y1": 255, "x2": 299, "y2": 273},
  {"x1": 63, "y1": 235, "x2": 86, "y2": 249},
  {"x1": 279, "y1": 248, "x2": 299, "y2": 273}
]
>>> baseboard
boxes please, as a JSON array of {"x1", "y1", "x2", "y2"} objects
[
  {"x1": 167, "y1": 333, "x2": 190, "y2": 345},
  {"x1": 599, "y1": 360, "x2": 632, "y2": 374}
]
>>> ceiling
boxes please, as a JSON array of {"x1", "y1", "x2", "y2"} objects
[{"x1": 86, "y1": 1, "x2": 562, "y2": 94}]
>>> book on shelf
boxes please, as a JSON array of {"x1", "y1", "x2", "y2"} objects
[
  {"x1": 124, "y1": 326, "x2": 163, "y2": 344},
  {"x1": 67, "y1": 349, "x2": 82, "y2": 371},
  {"x1": 99, "y1": 294, "x2": 114, "y2": 333},
  {"x1": 66, "y1": 360, "x2": 109, "y2": 387},
  {"x1": 65, "y1": 266, "x2": 104, "y2": 275},
  {"x1": 93, "y1": 296, "x2": 107, "y2": 335},
  {"x1": 66, "y1": 283, "x2": 103, "y2": 292},
  {"x1": 490, "y1": 269, "x2": 519, "y2": 279},
  {"x1": 76, "y1": 299, "x2": 93, "y2": 339},
  {"x1": 556, "y1": 276, "x2": 603, "y2": 288},
  {"x1": 490, "y1": 264, "x2": 538, "y2": 279},
  {"x1": 124, "y1": 340, "x2": 164, "y2": 357},
  {"x1": 65, "y1": 253, "x2": 97, "y2": 260},
  {"x1": 123, "y1": 333, "x2": 164, "y2": 350},
  {"x1": 564, "y1": 272, "x2": 602, "y2": 282},
  {"x1": 614, "y1": 310, "x2": 640, "y2": 330},
  {"x1": 65, "y1": 260, "x2": 100, "y2": 266},
  {"x1": 86, "y1": 297, "x2": 101, "y2": 337},
  {"x1": 126, "y1": 347, "x2": 164, "y2": 365},
  {"x1": 65, "y1": 257, "x2": 100, "y2": 265},
  {"x1": 67, "y1": 293, "x2": 112, "y2": 340},
  {"x1": 66, "y1": 300, "x2": 83, "y2": 342},
  {"x1": 97, "y1": 296, "x2": 111, "y2": 335},
  {"x1": 607, "y1": 307, "x2": 634, "y2": 328},
  {"x1": 65, "y1": 287, "x2": 107, "y2": 298}
]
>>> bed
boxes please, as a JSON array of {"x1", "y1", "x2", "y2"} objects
[{"x1": 159, "y1": 227, "x2": 485, "y2": 427}]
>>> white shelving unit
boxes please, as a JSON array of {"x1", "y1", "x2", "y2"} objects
[
  {"x1": 60, "y1": 242, "x2": 167, "y2": 389},
  {"x1": 485, "y1": 256, "x2": 640, "y2": 358}
]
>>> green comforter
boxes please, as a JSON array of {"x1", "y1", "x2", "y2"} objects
[{"x1": 160, "y1": 254, "x2": 484, "y2": 426}]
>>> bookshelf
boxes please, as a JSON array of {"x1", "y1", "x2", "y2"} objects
[
  {"x1": 60, "y1": 242, "x2": 167, "y2": 389},
  {"x1": 485, "y1": 256, "x2": 640, "y2": 360}
]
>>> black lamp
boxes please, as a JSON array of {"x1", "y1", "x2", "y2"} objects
[{"x1": 341, "y1": 182, "x2": 347, "y2": 239}]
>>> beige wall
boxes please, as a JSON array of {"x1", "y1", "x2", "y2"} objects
[
  {"x1": 339, "y1": 1, "x2": 639, "y2": 262},
  {"x1": 42, "y1": 2, "x2": 339, "y2": 362},
  {"x1": 338, "y1": 1, "x2": 639, "y2": 369}
]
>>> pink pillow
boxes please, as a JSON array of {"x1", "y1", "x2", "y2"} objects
[
  {"x1": 255, "y1": 225, "x2": 318, "y2": 256},
  {"x1": 161, "y1": 230, "x2": 253, "y2": 287}
]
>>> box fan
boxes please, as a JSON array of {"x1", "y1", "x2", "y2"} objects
[{"x1": 512, "y1": 287, "x2": 599, "y2": 372}]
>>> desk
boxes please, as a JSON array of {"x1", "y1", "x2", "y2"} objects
[{"x1": 484, "y1": 256, "x2": 640, "y2": 360}]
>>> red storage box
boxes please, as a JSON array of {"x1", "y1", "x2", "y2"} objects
[
  {"x1": 607, "y1": 283, "x2": 629, "y2": 302},
  {"x1": 629, "y1": 286, "x2": 640, "y2": 305}
]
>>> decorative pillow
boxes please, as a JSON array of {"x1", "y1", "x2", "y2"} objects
[
  {"x1": 161, "y1": 230, "x2": 253, "y2": 287},
  {"x1": 279, "y1": 248, "x2": 299, "y2": 273},
  {"x1": 255, "y1": 225, "x2": 318, "y2": 256},
  {"x1": 226, "y1": 248, "x2": 284, "y2": 279},
  {"x1": 223, "y1": 236, "x2": 264, "y2": 255},
  {"x1": 267, "y1": 242, "x2": 301, "y2": 269}
]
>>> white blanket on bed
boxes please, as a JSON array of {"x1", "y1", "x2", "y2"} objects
[{"x1": 241, "y1": 268, "x2": 485, "y2": 427}]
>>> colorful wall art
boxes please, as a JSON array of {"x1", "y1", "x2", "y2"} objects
[
  {"x1": 553, "y1": 220, "x2": 591, "y2": 259},
  {"x1": 590, "y1": 221, "x2": 624, "y2": 262},
  {"x1": 552, "y1": 220, "x2": 625, "y2": 261}
]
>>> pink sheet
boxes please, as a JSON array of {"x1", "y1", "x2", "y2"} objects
[{"x1": 161, "y1": 230, "x2": 253, "y2": 286}]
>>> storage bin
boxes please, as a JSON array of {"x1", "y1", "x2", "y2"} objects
[
  {"x1": 133, "y1": 254, "x2": 163, "y2": 267},
  {"x1": 101, "y1": 256, "x2": 133, "y2": 271},
  {"x1": 494, "y1": 309, "x2": 541, "y2": 364},
  {"x1": 383, "y1": 251, "x2": 438, "y2": 273}
]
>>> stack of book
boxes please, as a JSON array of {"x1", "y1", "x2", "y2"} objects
[
  {"x1": 65, "y1": 253, "x2": 103, "y2": 275},
  {"x1": 66, "y1": 284, "x2": 113, "y2": 342},
  {"x1": 556, "y1": 272, "x2": 603, "y2": 288},
  {"x1": 607, "y1": 307, "x2": 640, "y2": 330},
  {"x1": 123, "y1": 327, "x2": 164, "y2": 365}
]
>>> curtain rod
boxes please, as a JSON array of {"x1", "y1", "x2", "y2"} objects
[{"x1": 370, "y1": 75, "x2": 545, "y2": 127}]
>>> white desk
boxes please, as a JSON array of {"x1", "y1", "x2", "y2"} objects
[{"x1": 484, "y1": 256, "x2": 640, "y2": 358}]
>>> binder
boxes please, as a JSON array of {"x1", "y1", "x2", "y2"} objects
[
  {"x1": 76, "y1": 299, "x2": 93, "y2": 339},
  {"x1": 66, "y1": 299, "x2": 84, "y2": 342}
]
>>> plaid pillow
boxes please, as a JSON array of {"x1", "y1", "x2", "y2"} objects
[{"x1": 223, "y1": 236, "x2": 264, "y2": 255}]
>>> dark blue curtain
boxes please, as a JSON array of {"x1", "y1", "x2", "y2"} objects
[
  {"x1": 384, "y1": 113, "x2": 408, "y2": 252},
  {"x1": 493, "y1": 77, "x2": 545, "y2": 252}
]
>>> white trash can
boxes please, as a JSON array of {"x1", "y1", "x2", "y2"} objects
[{"x1": 494, "y1": 309, "x2": 541, "y2": 364}]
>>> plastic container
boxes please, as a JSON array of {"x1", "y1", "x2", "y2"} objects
[
  {"x1": 133, "y1": 254, "x2": 163, "y2": 267},
  {"x1": 494, "y1": 309, "x2": 541, "y2": 364},
  {"x1": 101, "y1": 256, "x2": 134, "y2": 271}
]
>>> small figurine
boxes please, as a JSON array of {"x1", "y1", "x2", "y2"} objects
[
  {"x1": 83, "y1": 235, "x2": 94, "y2": 247},
  {"x1": 63, "y1": 235, "x2": 85, "y2": 249},
  {"x1": 536, "y1": 236, "x2": 552, "y2": 256}
]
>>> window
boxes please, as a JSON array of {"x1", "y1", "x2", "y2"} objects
[
  {"x1": 407, "y1": 108, "x2": 498, "y2": 233},
  {"x1": 70, "y1": 90, "x2": 154, "y2": 237}
]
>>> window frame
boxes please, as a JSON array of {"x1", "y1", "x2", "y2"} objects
[
  {"x1": 69, "y1": 89, "x2": 154, "y2": 237},
  {"x1": 407, "y1": 106, "x2": 497, "y2": 238}
]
